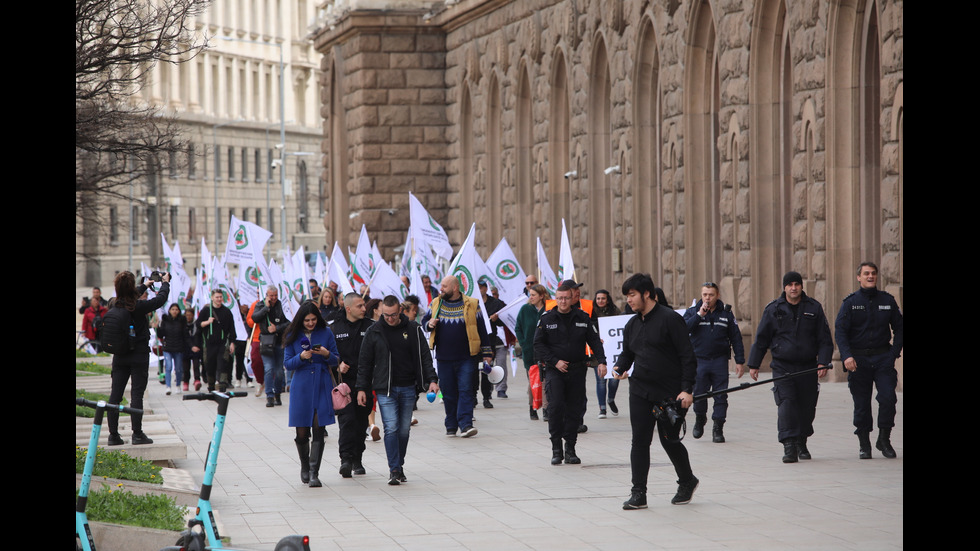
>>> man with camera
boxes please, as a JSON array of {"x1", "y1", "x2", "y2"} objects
[{"x1": 607, "y1": 274, "x2": 698, "y2": 509}]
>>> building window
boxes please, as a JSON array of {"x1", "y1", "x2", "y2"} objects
[
  {"x1": 169, "y1": 150, "x2": 178, "y2": 178},
  {"x1": 170, "y1": 206, "x2": 179, "y2": 239},
  {"x1": 110, "y1": 207, "x2": 119, "y2": 245},
  {"x1": 186, "y1": 143, "x2": 196, "y2": 179},
  {"x1": 214, "y1": 146, "x2": 221, "y2": 181},
  {"x1": 255, "y1": 208, "x2": 261, "y2": 227},
  {"x1": 267, "y1": 149, "x2": 274, "y2": 182},
  {"x1": 131, "y1": 205, "x2": 141, "y2": 245},
  {"x1": 255, "y1": 149, "x2": 262, "y2": 182},
  {"x1": 228, "y1": 146, "x2": 235, "y2": 181},
  {"x1": 241, "y1": 147, "x2": 249, "y2": 183},
  {"x1": 188, "y1": 207, "x2": 196, "y2": 240}
]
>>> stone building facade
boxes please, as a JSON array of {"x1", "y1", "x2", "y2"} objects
[
  {"x1": 314, "y1": 0, "x2": 903, "y2": 383},
  {"x1": 76, "y1": 0, "x2": 325, "y2": 288}
]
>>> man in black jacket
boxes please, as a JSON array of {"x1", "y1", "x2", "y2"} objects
[
  {"x1": 357, "y1": 296, "x2": 439, "y2": 486},
  {"x1": 535, "y1": 283, "x2": 606, "y2": 466},
  {"x1": 196, "y1": 289, "x2": 237, "y2": 392},
  {"x1": 329, "y1": 292, "x2": 374, "y2": 477},
  {"x1": 611, "y1": 274, "x2": 699, "y2": 509},
  {"x1": 745, "y1": 271, "x2": 833, "y2": 463},
  {"x1": 251, "y1": 287, "x2": 289, "y2": 406}
]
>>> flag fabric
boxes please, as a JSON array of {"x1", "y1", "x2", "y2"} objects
[
  {"x1": 409, "y1": 192, "x2": 453, "y2": 260},
  {"x1": 313, "y1": 251, "x2": 327, "y2": 287},
  {"x1": 236, "y1": 255, "x2": 270, "y2": 309},
  {"x1": 410, "y1": 260, "x2": 428, "y2": 308},
  {"x1": 223, "y1": 215, "x2": 273, "y2": 266},
  {"x1": 367, "y1": 259, "x2": 408, "y2": 301},
  {"x1": 448, "y1": 224, "x2": 495, "y2": 298},
  {"x1": 536, "y1": 237, "x2": 559, "y2": 297},
  {"x1": 558, "y1": 218, "x2": 575, "y2": 282},
  {"x1": 351, "y1": 225, "x2": 372, "y2": 287},
  {"x1": 328, "y1": 256, "x2": 355, "y2": 296},
  {"x1": 485, "y1": 237, "x2": 527, "y2": 305}
]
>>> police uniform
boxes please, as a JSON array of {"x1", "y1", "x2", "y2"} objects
[
  {"x1": 534, "y1": 306, "x2": 606, "y2": 463},
  {"x1": 329, "y1": 315, "x2": 374, "y2": 475},
  {"x1": 683, "y1": 300, "x2": 745, "y2": 438},
  {"x1": 748, "y1": 290, "x2": 833, "y2": 457},
  {"x1": 834, "y1": 286, "x2": 903, "y2": 457}
]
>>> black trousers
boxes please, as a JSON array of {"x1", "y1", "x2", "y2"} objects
[
  {"x1": 107, "y1": 354, "x2": 149, "y2": 435},
  {"x1": 545, "y1": 367, "x2": 587, "y2": 444},
  {"x1": 203, "y1": 342, "x2": 231, "y2": 390},
  {"x1": 629, "y1": 392, "x2": 694, "y2": 494},
  {"x1": 337, "y1": 401, "x2": 372, "y2": 462}
]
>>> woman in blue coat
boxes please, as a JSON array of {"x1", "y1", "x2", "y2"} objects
[{"x1": 283, "y1": 301, "x2": 340, "y2": 487}]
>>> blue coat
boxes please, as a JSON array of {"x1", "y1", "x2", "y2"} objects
[{"x1": 283, "y1": 327, "x2": 341, "y2": 428}]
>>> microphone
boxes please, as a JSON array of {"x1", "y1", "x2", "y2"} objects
[{"x1": 300, "y1": 336, "x2": 311, "y2": 350}]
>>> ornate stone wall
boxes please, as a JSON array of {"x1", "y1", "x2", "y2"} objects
[{"x1": 314, "y1": 0, "x2": 903, "y2": 383}]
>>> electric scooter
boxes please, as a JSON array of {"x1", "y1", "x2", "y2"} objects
[
  {"x1": 160, "y1": 390, "x2": 309, "y2": 551},
  {"x1": 76, "y1": 398, "x2": 143, "y2": 551}
]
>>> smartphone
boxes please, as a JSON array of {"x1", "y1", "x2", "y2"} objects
[{"x1": 312, "y1": 344, "x2": 322, "y2": 350}]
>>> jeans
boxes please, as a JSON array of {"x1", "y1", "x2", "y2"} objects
[
  {"x1": 263, "y1": 347, "x2": 285, "y2": 397},
  {"x1": 163, "y1": 351, "x2": 184, "y2": 388},
  {"x1": 594, "y1": 365, "x2": 620, "y2": 411},
  {"x1": 437, "y1": 357, "x2": 476, "y2": 431},
  {"x1": 376, "y1": 386, "x2": 416, "y2": 471}
]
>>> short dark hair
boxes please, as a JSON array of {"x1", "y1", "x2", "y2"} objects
[
  {"x1": 556, "y1": 282, "x2": 575, "y2": 293},
  {"x1": 404, "y1": 295, "x2": 420, "y2": 306},
  {"x1": 382, "y1": 295, "x2": 401, "y2": 308},
  {"x1": 857, "y1": 261, "x2": 879, "y2": 275},
  {"x1": 621, "y1": 274, "x2": 655, "y2": 298}
]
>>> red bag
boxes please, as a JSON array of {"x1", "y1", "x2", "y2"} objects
[{"x1": 529, "y1": 364, "x2": 542, "y2": 410}]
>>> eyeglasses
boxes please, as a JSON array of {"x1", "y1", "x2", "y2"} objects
[
  {"x1": 525, "y1": 280, "x2": 537, "y2": 286},
  {"x1": 382, "y1": 312, "x2": 401, "y2": 319}
]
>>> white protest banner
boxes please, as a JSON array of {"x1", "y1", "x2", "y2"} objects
[{"x1": 597, "y1": 314, "x2": 636, "y2": 378}]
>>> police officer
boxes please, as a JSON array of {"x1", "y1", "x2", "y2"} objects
[
  {"x1": 329, "y1": 292, "x2": 375, "y2": 477},
  {"x1": 834, "y1": 262, "x2": 904, "y2": 459},
  {"x1": 683, "y1": 282, "x2": 745, "y2": 443},
  {"x1": 744, "y1": 271, "x2": 833, "y2": 463},
  {"x1": 534, "y1": 282, "x2": 606, "y2": 465}
]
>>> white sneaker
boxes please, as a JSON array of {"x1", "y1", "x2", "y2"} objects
[
  {"x1": 597, "y1": 411, "x2": 607, "y2": 419},
  {"x1": 255, "y1": 384, "x2": 264, "y2": 397},
  {"x1": 166, "y1": 386, "x2": 172, "y2": 395},
  {"x1": 247, "y1": 380, "x2": 255, "y2": 388},
  {"x1": 175, "y1": 385, "x2": 182, "y2": 394}
]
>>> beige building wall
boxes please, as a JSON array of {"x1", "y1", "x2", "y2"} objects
[
  {"x1": 314, "y1": 0, "x2": 903, "y2": 385},
  {"x1": 77, "y1": 0, "x2": 326, "y2": 289}
]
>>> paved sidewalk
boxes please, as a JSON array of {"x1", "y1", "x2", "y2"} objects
[{"x1": 148, "y1": 368, "x2": 902, "y2": 551}]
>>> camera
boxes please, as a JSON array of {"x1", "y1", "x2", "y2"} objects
[{"x1": 149, "y1": 271, "x2": 163, "y2": 283}]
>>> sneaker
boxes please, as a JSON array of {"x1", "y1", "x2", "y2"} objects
[
  {"x1": 530, "y1": 408, "x2": 539, "y2": 420},
  {"x1": 411, "y1": 416, "x2": 418, "y2": 426},
  {"x1": 483, "y1": 399, "x2": 494, "y2": 409},
  {"x1": 194, "y1": 380, "x2": 202, "y2": 391},
  {"x1": 623, "y1": 491, "x2": 648, "y2": 510},
  {"x1": 175, "y1": 384, "x2": 182, "y2": 394},
  {"x1": 461, "y1": 426, "x2": 478, "y2": 438},
  {"x1": 267, "y1": 397, "x2": 275, "y2": 408},
  {"x1": 370, "y1": 425, "x2": 381, "y2": 442},
  {"x1": 166, "y1": 386, "x2": 172, "y2": 396},
  {"x1": 388, "y1": 471, "x2": 400, "y2": 486},
  {"x1": 671, "y1": 476, "x2": 699, "y2": 505},
  {"x1": 597, "y1": 410, "x2": 607, "y2": 419},
  {"x1": 275, "y1": 394, "x2": 283, "y2": 406},
  {"x1": 107, "y1": 433, "x2": 124, "y2": 446},
  {"x1": 446, "y1": 429, "x2": 457, "y2": 437},
  {"x1": 247, "y1": 380, "x2": 255, "y2": 388},
  {"x1": 578, "y1": 424, "x2": 588, "y2": 433},
  {"x1": 255, "y1": 383, "x2": 264, "y2": 397},
  {"x1": 132, "y1": 432, "x2": 154, "y2": 445},
  {"x1": 497, "y1": 391, "x2": 508, "y2": 399},
  {"x1": 609, "y1": 400, "x2": 619, "y2": 416},
  {"x1": 397, "y1": 469, "x2": 407, "y2": 483},
  {"x1": 352, "y1": 461, "x2": 366, "y2": 475},
  {"x1": 182, "y1": 382, "x2": 189, "y2": 392}
]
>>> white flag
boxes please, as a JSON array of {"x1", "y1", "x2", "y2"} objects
[
  {"x1": 351, "y1": 225, "x2": 373, "y2": 287},
  {"x1": 409, "y1": 192, "x2": 453, "y2": 260},
  {"x1": 368, "y1": 259, "x2": 408, "y2": 301},
  {"x1": 536, "y1": 237, "x2": 559, "y2": 297},
  {"x1": 485, "y1": 237, "x2": 527, "y2": 305},
  {"x1": 224, "y1": 215, "x2": 273, "y2": 266},
  {"x1": 558, "y1": 218, "x2": 575, "y2": 282}
]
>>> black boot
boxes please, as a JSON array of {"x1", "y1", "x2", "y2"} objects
[
  {"x1": 339, "y1": 456, "x2": 353, "y2": 478},
  {"x1": 858, "y1": 431, "x2": 873, "y2": 459},
  {"x1": 551, "y1": 440, "x2": 563, "y2": 465},
  {"x1": 693, "y1": 414, "x2": 707, "y2": 439},
  {"x1": 876, "y1": 428, "x2": 897, "y2": 458},
  {"x1": 564, "y1": 442, "x2": 581, "y2": 464},
  {"x1": 797, "y1": 436, "x2": 811, "y2": 460},
  {"x1": 712, "y1": 420, "x2": 725, "y2": 443},
  {"x1": 782, "y1": 439, "x2": 798, "y2": 463},
  {"x1": 352, "y1": 457, "x2": 366, "y2": 475},
  {"x1": 309, "y1": 441, "x2": 324, "y2": 487},
  {"x1": 295, "y1": 438, "x2": 310, "y2": 484},
  {"x1": 530, "y1": 406, "x2": 539, "y2": 420}
]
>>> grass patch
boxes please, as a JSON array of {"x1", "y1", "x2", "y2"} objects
[
  {"x1": 77, "y1": 446, "x2": 162, "y2": 484},
  {"x1": 76, "y1": 348, "x2": 110, "y2": 358},
  {"x1": 76, "y1": 389, "x2": 128, "y2": 418},
  {"x1": 77, "y1": 361, "x2": 112, "y2": 375},
  {"x1": 78, "y1": 485, "x2": 186, "y2": 531}
]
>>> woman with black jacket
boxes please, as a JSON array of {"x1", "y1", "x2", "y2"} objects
[{"x1": 156, "y1": 303, "x2": 190, "y2": 395}]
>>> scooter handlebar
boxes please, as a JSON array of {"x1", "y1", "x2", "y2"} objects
[
  {"x1": 75, "y1": 397, "x2": 143, "y2": 415},
  {"x1": 182, "y1": 391, "x2": 249, "y2": 401}
]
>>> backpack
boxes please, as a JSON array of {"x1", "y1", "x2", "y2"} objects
[
  {"x1": 102, "y1": 307, "x2": 136, "y2": 354},
  {"x1": 92, "y1": 309, "x2": 105, "y2": 334}
]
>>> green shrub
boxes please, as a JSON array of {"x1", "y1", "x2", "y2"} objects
[
  {"x1": 76, "y1": 446, "x2": 163, "y2": 484},
  {"x1": 79, "y1": 485, "x2": 186, "y2": 531},
  {"x1": 76, "y1": 389, "x2": 128, "y2": 418}
]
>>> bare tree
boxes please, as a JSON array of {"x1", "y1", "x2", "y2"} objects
[{"x1": 75, "y1": 0, "x2": 210, "y2": 242}]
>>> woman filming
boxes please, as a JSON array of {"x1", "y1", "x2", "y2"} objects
[
  {"x1": 107, "y1": 271, "x2": 170, "y2": 445},
  {"x1": 283, "y1": 302, "x2": 340, "y2": 487}
]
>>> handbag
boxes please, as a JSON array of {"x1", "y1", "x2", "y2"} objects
[
  {"x1": 331, "y1": 371, "x2": 352, "y2": 411},
  {"x1": 259, "y1": 332, "x2": 276, "y2": 354}
]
